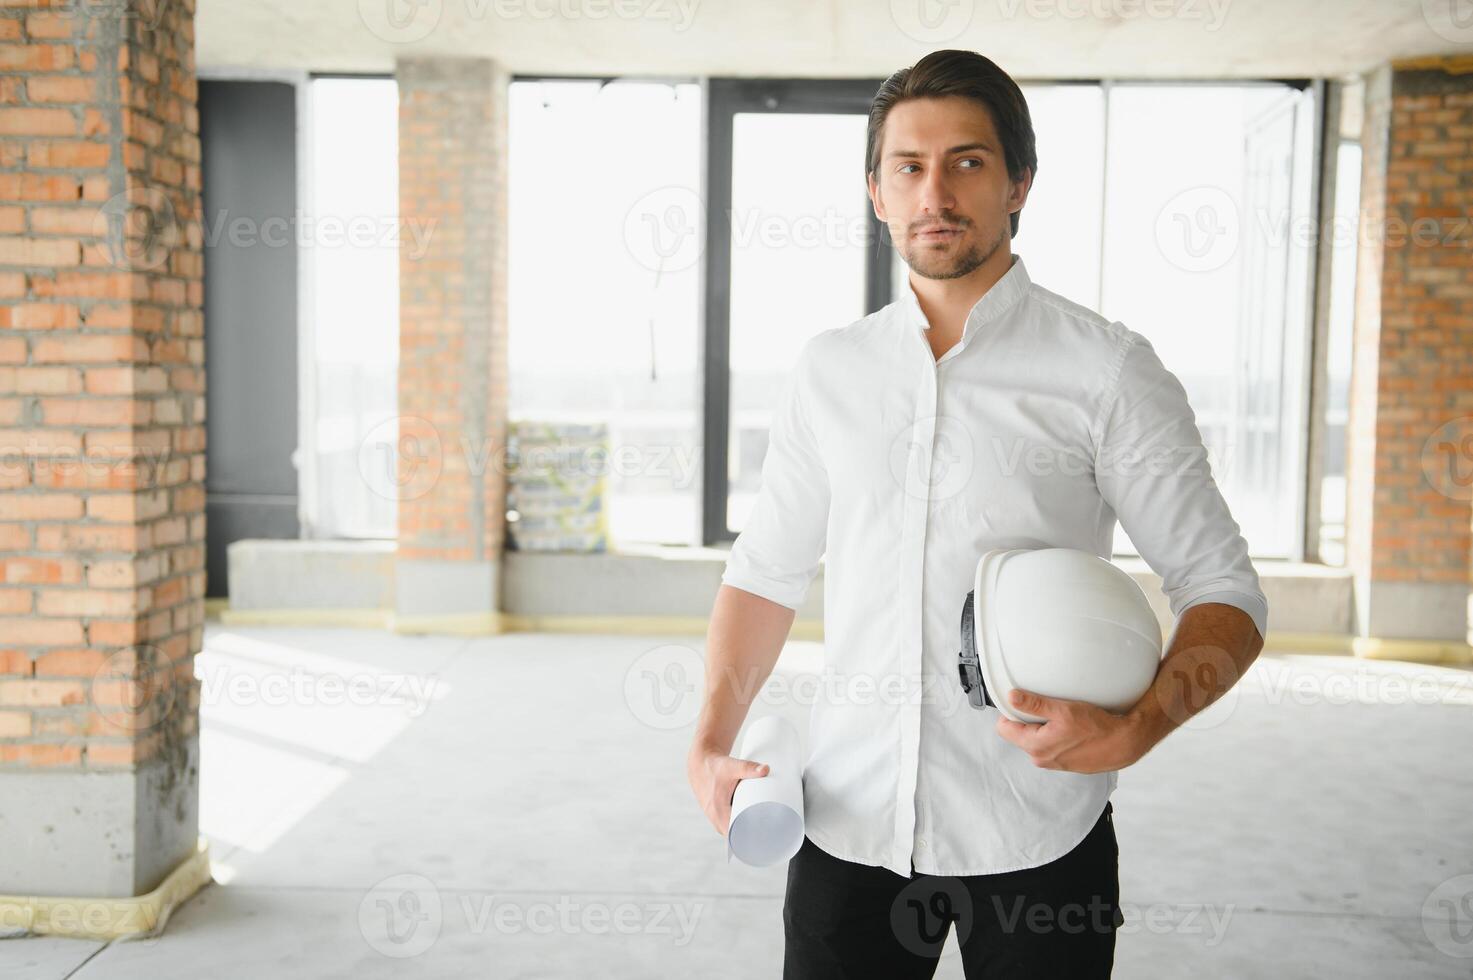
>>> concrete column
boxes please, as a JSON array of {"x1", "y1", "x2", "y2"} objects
[
  {"x1": 393, "y1": 58, "x2": 510, "y2": 632},
  {"x1": 0, "y1": 0, "x2": 206, "y2": 895},
  {"x1": 1346, "y1": 57, "x2": 1473, "y2": 660}
]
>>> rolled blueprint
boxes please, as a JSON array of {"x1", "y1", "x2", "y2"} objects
[{"x1": 727, "y1": 715, "x2": 805, "y2": 867}]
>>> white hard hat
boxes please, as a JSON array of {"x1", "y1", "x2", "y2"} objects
[{"x1": 957, "y1": 547, "x2": 1163, "y2": 724}]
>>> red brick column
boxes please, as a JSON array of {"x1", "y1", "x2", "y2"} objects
[
  {"x1": 0, "y1": 0, "x2": 205, "y2": 896},
  {"x1": 393, "y1": 58, "x2": 509, "y2": 632},
  {"x1": 1346, "y1": 57, "x2": 1473, "y2": 659}
]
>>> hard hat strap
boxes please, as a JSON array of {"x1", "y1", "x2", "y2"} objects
[{"x1": 957, "y1": 589, "x2": 996, "y2": 710}]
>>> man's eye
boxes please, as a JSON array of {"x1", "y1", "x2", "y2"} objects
[
  {"x1": 899, "y1": 164, "x2": 919, "y2": 174},
  {"x1": 959, "y1": 158, "x2": 981, "y2": 169}
]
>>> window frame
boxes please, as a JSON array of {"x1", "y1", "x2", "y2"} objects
[{"x1": 702, "y1": 77, "x2": 894, "y2": 546}]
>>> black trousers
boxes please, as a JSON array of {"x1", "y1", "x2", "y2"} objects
[{"x1": 782, "y1": 802, "x2": 1120, "y2": 979}]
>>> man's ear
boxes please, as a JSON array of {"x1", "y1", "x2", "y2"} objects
[
  {"x1": 867, "y1": 171, "x2": 886, "y2": 222},
  {"x1": 1007, "y1": 167, "x2": 1034, "y2": 216}
]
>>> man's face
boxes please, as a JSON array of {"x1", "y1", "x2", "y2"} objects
[{"x1": 868, "y1": 95, "x2": 1031, "y2": 282}]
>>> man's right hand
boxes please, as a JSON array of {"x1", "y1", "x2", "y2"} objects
[{"x1": 686, "y1": 744, "x2": 769, "y2": 837}]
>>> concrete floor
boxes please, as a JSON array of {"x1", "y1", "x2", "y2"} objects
[{"x1": 3, "y1": 625, "x2": 1473, "y2": 978}]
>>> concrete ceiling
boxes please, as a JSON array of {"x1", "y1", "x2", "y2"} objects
[{"x1": 196, "y1": 0, "x2": 1464, "y2": 80}]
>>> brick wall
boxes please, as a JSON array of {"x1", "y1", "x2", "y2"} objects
[
  {"x1": 394, "y1": 58, "x2": 509, "y2": 626},
  {"x1": 0, "y1": 1, "x2": 205, "y2": 771},
  {"x1": 1347, "y1": 57, "x2": 1473, "y2": 646}
]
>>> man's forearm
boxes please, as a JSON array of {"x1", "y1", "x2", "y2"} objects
[
  {"x1": 1125, "y1": 601, "x2": 1265, "y2": 751},
  {"x1": 690, "y1": 584, "x2": 796, "y2": 757}
]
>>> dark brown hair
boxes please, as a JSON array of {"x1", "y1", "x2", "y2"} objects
[{"x1": 866, "y1": 50, "x2": 1037, "y2": 238}]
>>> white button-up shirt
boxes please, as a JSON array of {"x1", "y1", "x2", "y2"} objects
[{"x1": 720, "y1": 252, "x2": 1268, "y2": 877}]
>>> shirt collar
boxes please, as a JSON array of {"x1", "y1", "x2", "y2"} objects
[{"x1": 901, "y1": 252, "x2": 1031, "y2": 341}]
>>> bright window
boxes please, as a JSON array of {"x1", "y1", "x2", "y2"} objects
[
  {"x1": 303, "y1": 77, "x2": 400, "y2": 539},
  {"x1": 1098, "y1": 84, "x2": 1317, "y2": 560},
  {"x1": 507, "y1": 79, "x2": 704, "y2": 547}
]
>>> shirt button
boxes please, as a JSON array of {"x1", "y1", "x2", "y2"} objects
[{"x1": 918, "y1": 837, "x2": 927, "y2": 848}]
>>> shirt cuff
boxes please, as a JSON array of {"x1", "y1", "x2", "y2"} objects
[
  {"x1": 1177, "y1": 590, "x2": 1267, "y2": 645},
  {"x1": 719, "y1": 565, "x2": 810, "y2": 612}
]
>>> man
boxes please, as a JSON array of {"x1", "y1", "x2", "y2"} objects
[{"x1": 686, "y1": 49, "x2": 1267, "y2": 978}]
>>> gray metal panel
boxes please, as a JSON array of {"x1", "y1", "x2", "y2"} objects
[{"x1": 200, "y1": 80, "x2": 301, "y2": 596}]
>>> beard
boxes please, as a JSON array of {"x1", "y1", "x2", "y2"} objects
[{"x1": 900, "y1": 221, "x2": 1007, "y2": 282}]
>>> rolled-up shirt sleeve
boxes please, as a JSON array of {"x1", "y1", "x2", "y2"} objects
[
  {"x1": 720, "y1": 338, "x2": 831, "y2": 611},
  {"x1": 1091, "y1": 329, "x2": 1268, "y2": 643}
]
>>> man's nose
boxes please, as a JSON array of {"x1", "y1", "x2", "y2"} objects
[{"x1": 918, "y1": 166, "x2": 956, "y2": 214}]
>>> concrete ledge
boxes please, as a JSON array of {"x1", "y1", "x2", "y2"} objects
[
  {"x1": 0, "y1": 838, "x2": 211, "y2": 940},
  {"x1": 502, "y1": 547, "x2": 827, "y2": 620},
  {"x1": 206, "y1": 606, "x2": 829, "y2": 640},
  {"x1": 496, "y1": 613, "x2": 825, "y2": 641},
  {"x1": 218, "y1": 541, "x2": 1355, "y2": 635},
  {"x1": 206, "y1": 597, "x2": 393, "y2": 629},
  {"x1": 1355, "y1": 578, "x2": 1473, "y2": 642},
  {"x1": 208, "y1": 543, "x2": 1473, "y2": 662},
  {"x1": 196, "y1": 606, "x2": 1390, "y2": 656},
  {"x1": 395, "y1": 559, "x2": 497, "y2": 620},
  {"x1": 227, "y1": 539, "x2": 394, "y2": 611},
  {"x1": 199, "y1": 602, "x2": 1350, "y2": 653}
]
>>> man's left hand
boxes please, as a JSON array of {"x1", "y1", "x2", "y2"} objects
[{"x1": 994, "y1": 689, "x2": 1155, "y2": 773}]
